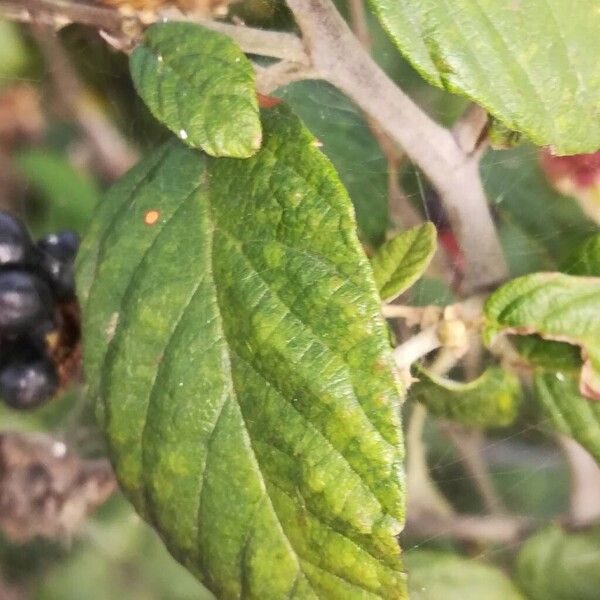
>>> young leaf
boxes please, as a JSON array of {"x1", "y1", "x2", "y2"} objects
[
  {"x1": 511, "y1": 336, "x2": 581, "y2": 373},
  {"x1": 371, "y1": 223, "x2": 436, "y2": 302},
  {"x1": 277, "y1": 80, "x2": 390, "y2": 248},
  {"x1": 130, "y1": 22, "x2": 261, "y2": 158},
  {"x1": 409, "y1": 365, "x2": 520, "y2": 428},
  {"x1": 534, "y1": 371, "x2": 600, "y2": 464},
  {"x1": 484, "y1": 273, "x2": 600, "y2": 400},
  {"x1": 78, "y1": 106, "x2": 407, "y2": 599},
  {"x1": 405, "y1": 551, "x2": 524, "y2": 600},
  {"x1": 516, "y1": 524, "x2": 600, "y2": 600},
  {"x1": 369, "y1": 0, "x2": 600, "y2": 154}
]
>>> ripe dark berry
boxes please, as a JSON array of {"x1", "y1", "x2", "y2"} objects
[
  {"x1": 0, "y1": 211, "x2": 34, "y2": 266},
  {"x1": 36, "y1": 231, "x2": 79, "y2": 301},
  {"x1": 37, "y1": 231, "x2": 80, "y2": 264},
  {"x1": 0, "y1": 271, "x2": 54, "y2": 335},
  {"x1": 0, "y1": 357, "x2": 57, "y2": 409}
]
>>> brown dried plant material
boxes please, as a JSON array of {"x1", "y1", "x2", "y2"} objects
[{"x1": 0, "y1": 432, "x2": 116, "y2": 542}]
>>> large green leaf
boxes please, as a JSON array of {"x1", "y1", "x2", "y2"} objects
[
  {"x1": 534, "y1": 371, "x2": 600, "y2": 464},
  {"x1": 130, "y1": 22, "x2": 261, "y2": 158},
  {"x1": 369, "y1": 0, "x2": 600, "y2": 154},
  {"x1": 371, "y1": 223, "x2": 436, "y2": 301},
  {"x1": 484, "y1": 273, "x2": 600, "y2": 400},
  {"x1": 78, "y1": 106, "x2": 406, "y2": 598},
  {"x1": 516, "y1": 524, "x2": 600, "y2": 600},
  {"x1": 405, "y1": 551, "x2": 524, "y2": 600},
  {"x1": 276, "y1": 80, "x2": 390, "y2": 247},
  {"x1": 409, "y1": 365, "x2": 520, "y2": 428}
]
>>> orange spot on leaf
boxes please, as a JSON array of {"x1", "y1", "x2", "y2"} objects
[{"x1": 144, "y1": 210, "x2": 160, "y2": 225}]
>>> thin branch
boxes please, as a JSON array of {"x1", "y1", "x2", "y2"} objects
[
  {"x1": 557, "y1": 435, "x2": 600, "y2": 527},
  {"x1": 441, "y1": 424, "x2": 507, "y2": 515},
  {"x1": 254, "y1": 61, "x2": 317, "y2": 95},
  {"x1": 452, "y1": 103, "x2": 490, "y2": 157}
]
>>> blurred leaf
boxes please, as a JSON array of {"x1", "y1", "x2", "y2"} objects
[
  {"x1": 405, "y1": 550, "x2": 524, "y2": 600},
  {"x1": 516, "y1": 524, "x2": 600, "y2": 600},
  {"x1": 407, "y1": 277, "x2": 454, "y2": 307},
  {"x1": 488, "y1": 118, "x2": 525, "y2": 150},
  {"x1": 369, "y1": 0, "x2": 600, "y2": 154},
  {"x1": 276, "y1": 80, "x2": 390, "y2": 247},
  {"x1": 35, "y1": 496, "x2": 213, "y2": 600},
  {"x1": 481, "y1": 146, "x2": 595, "y2": 274},
  {"x1": 410, "y1": 365, "x2": 520, "y2": 428},
  {"x1": 534, "y1": 371, "x2": 600, "y2": 464},
  {"x1": 563, "y1": 232, "x2": 600, "y2": 276},
  {"x1": 371, "y1": 223, "x2": 436, "y2": 301},
  {"x1": 512, "y1": 335, "x2": 581, "y2": 372},
  {"x1": 16, "y1": 150, "x2": 99, "y2": 236},
  {"x1": 130, "y1": 22, "x2": 261, "y2": 158},
  {"x1": 78, "y1": 106, "x2": 406, "y2": 598},
  {"x1": 0, "y1": 20, "x2": 29, "y2": 81},
  {"x1": 484, "y1": 273, "x2": 600, "y2": 399}
]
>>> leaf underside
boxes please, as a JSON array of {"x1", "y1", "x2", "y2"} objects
[
  {"x1": 130, "y1": 22, "x2": 261, "y2": 158},
  {"x1": 78, "y1": 106, "x2": 407, "y2": 599},
  {"x1": 369, "y1": 0, "x2": 600, "y2": 154},
  {"x1": 371, "y1": 223, "x2": 437, "y2": 302},
  {"x1": 484, "y1": 273, "x2": 600, "y2": 400},
  {"x1": 410, "y1": 365, "x2": 520, "y2": 428}
]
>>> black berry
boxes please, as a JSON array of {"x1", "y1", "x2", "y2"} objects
[
  {"x1": 0, "y1": 357, "x2": 57, "y2": 409},
  {"x1": 0, "y1": 271, "x2": 54, "y2": 335},
  {"x1": 36, "y1": 231, "x2": 79, "y2": 301},
  {"x1": 0, "y1": 211, "x2": 34, "y2": 266}
]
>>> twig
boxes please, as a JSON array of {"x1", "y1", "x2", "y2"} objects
[
  {"x1": 29, "y1": 23, "x2": 137, "y2": 179},
  {"x1": 557, "y1": 435, "x2": 600, "y2": 527},
  {"x1": 253, "y1": 61, "x2": 317, "y2": 95},
  {"x1": 452, "y1": 103, "x2": 490, "y2": 157},
  {"x1": 441, "y1": 424, "x2": 507, "y2": 515},
  {"x1": 394, "y1": 325, "x2": 442, "y2": 369},
  {"x1": 285, "y1": 0, "x2": 508, "y2": 293},
  {"x1": 405, "y1": 513, "x2": 532, "y2": 545}
]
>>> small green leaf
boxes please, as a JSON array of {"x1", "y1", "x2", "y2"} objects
[
  {"x1": 563, "y1": 233, "x2": 600, "y2": 276},
  {"x1": 16, "y1": 150, "x2": 100, "y2": 236},
  {"x1": 534, "y1": 371, "x2": 600, "y2": 464},
  {"x1": 130, "y1": 22, "x2": 261, "y2": 158},
  {"x1": 516, "y1": 524, "x2": 600, "y2": 600},
  {"x1": 276, "y1": 80, "x2": 390, "y2": 247},
  {"x1": 409, "y1": 365, "x2": 520, "y2": 428},
  {"x1": 369, "y1": 0, "x2": 600, "y2": 154},
  {"x1": 484, "y1": 273, "x2": 600, "y2": 400},
  {"x1": 78, "y1": 106, "x2": 406, "y2": 598},
  {"x1": 371, "y1": 223, "x2": 436, "y2": 301},
  {"x1": 405, "y1": 551, "x2": 524, "y2": 600}
]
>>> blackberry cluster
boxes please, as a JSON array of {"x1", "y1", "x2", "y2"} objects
[{"x1": 0, "y1": 211, "x2": 79, "y2": 410}]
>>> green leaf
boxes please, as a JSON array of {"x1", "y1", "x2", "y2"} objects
[
  {"x1": 484, "y1": 273, "x2": 600, "y2": 400},
  {"x1": 534, "y1": 371, "x2": 600, "y2": 464},
  {"x1": 130, "y1": 22, "x2": 261, "y2": 158},
  {"x1": 371, "y1": 223, "x2": 436, "y2": 301},
  {"x1": 409, "y1": 365, "x2": 520, "y2": 428},
  {"x1": 15, "y1": 150, "x2": 100, "y2": 236},
  {"x1": 563, "y1": 233, "x2": 600, "y2": 276},
  {"x1": 0, "y1": 19, "x2": 29, "y2": 81},
  {"x1": 405, "y1": 551, "x2": 524, "y2": 600},
  {"x1": 481, "y1": 146, "x2": 595, "y2": 276},
  {"x1": 516, "y1": 524, "x2": 600, "y2": 600},
  {"x1": 78, "y1": 106, "x2": 406, "y2": 598},
  {"x1": 369, "y1": 0, "x2": 600, "y2": 154},
  {"x1": 511, "y1": 335, "x2": 581, "y2": 373},
  {"x1": 276, "y1": 80, "x2": 389, "y2": 247}
]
